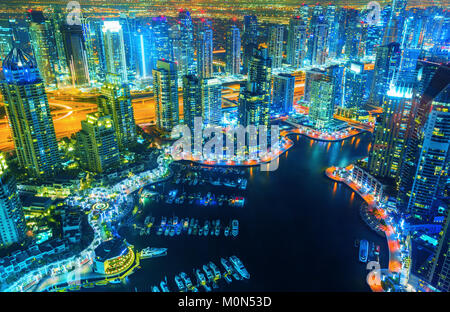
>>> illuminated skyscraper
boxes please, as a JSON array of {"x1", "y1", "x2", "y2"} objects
[
  {"x1": 27, "y1": 10, "x2": 59, "y2": 86},
  {"x1": 239, "y1": 45, "x2": 272, "y2": 127},
  {"x1": 272, "y1": 73, "x2": 295, "y2": 115},
  {"x1": 308, "y1": 75, "x2": 334, "y2": 130},
  {"x1": 307, "y1": 14, "x2": 329, "y2": 66},
  {"x1": 247, "y1": 45, "x2": 272, "y2": 96},
  {"x1": 407, "y1": 93, "x2": 450, "y2": 220},
  {"x1": 152, "y1": 16, "x2": 171, "y2": 63},
  {"x1": 382, "y1": 0, "x2": 408, "y2": 45},
  {"x1": 325, "y1": 4, "x2": 339, "y2": 59},
  {"x1": 268, "y1": 25, "x2": 284, "y2": 69},
  {"x1": 239, "y1": 90, "x2": 270, "y2": 128},
  {"x1": 369, "y1": 42, "x2": 401, "y2": 106},
  {"x1": 135, "y1": 22, "x2": 154, "y2": 81},
  {"x1": 427, "y1": 209, "x2": 450, "y2": 291},
  {"x1": 397, "y1": 61, "x2": 450, "y2": 215},
  {"x1": 242, "y1": 15, "x2": 258, "y2": 75},
  {"x1": 344, "y1": 9, "x2": 362, "y2": 60},
  {"x1": 287, "y1": 16, "x2": 307, "y2": 69},
  {"x1": 177, "y1": 9, "x2": 195, "y2": 76},
  {"x1": 182, "y1": 75, "x2": 202, "y2": 130},
  {"x1": 304, "y1": 68, "x2": 326, "y2": 103},
  {"x1": 342, "y1": 62, "x2": 369, "y2": 110},
  {"x1": 153, "y1": 60, "x2": 179, "y2": 132},
  {"x1": 77, "y1": 113, "x2": 120, "y2": 173},
  {"x1": 326, "y1": 64, "x2": 346, "y2": 108},
  {"x1": 62, "y1": 24, "x2": 90, "y2": 87},
  {"x1": 368, "y1": 83, "x2": 413, "y2": 179},
  {"x1": 201, "y1": 78, "x2": 222, "y2": 126},
  {"x1": 225, "y1": 25, "x2": 241, "y2": 76},
  {"x1": 182, "y1": 75, "x2": 222, "y2": 128},
  {"x1": 98, "y1": 75, "x2": 136, "y2": 149},
  {"x1": 0, "y1": 48, "x2": 59, "y2": 177},
  {"x1": 102, "y1": 21, "x2": 128, "y2": 82},
  {"x1": 84, "y1": 18, "x2": 106, "y2": 83},
  {"x1": 118, "y1": 16, "x2": 136, "y2": 83},
  {"x1": 0, "y1": 154, "x2": 26, "y2": 247},
  {"x1": 195, "y1": 19, "x2": 213, "y2": 79}
]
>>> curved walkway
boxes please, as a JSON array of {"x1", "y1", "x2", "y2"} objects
[
  {"x1": 190, "y1": 126, "x2": 365, "y2": 168},
  {"x1": 325, "y1": 165, "x2": 403, "y2": 292}
]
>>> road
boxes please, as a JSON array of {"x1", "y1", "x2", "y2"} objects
[{"x1": 0, "y1": 73, "x2": 309, "y2": 151}]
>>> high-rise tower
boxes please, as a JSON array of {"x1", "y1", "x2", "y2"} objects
[
  {"x1": 0, "y1": 48, "x2": 60, "y2": 177},
  {"x1": 195, "y1": 19, "x2": 213, "y2": 79},
  {"x1": 153, "y1": 60, "x2": 179, "y2": 132},
  {"x1": 225, "y1": 25, "x2": 241, "y2": 76},
  {"x1": 77, "y1": 113, "x2": 120, "y2": 173},
  {"x1": 98, "y1": 74, "x2": 136, "y2": 149},
  {"x1": 0, "y1": 153, "x2": 26, "y2": 247},
  {"x1": 287, "y1": 16, "x2": 307, "y2": 69},
  {"x1": 268, "y1": 25, "x2": 284, "y2": 69}
]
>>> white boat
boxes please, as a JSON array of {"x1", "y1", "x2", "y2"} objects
[
  {"x1": 140, "y1": 247, "x2": 167, "y2": 259},
  {"x1": 231, "y1": 220, "x2": 239, "y2": 237},
  {"x1": 229, "y1": 256, "x2": 250, "y2": 279}
]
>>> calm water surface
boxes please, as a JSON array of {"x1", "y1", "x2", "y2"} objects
[{"x1": 90, "y1": 132, "x2": 388, "y2": 292}]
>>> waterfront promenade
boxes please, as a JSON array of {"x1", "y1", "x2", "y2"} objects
[
  {"x1": 325, "y1": 165, "x2": 405, "y2": 292},
  {"x1": 191, "y1": 123, "x2": 365, "y2": 168}
]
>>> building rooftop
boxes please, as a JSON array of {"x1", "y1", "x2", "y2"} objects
[{"x1": 94, "y1": 238, "x2": 128, "y2": 262}]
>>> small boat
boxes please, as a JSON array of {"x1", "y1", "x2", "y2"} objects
[
  {"x1": 157, "y1": 226, "x2": 163, "y2": 235},
  {"x1": 359, "y1": 239, "x2": 369, "y2": 263},
  {"x1": 140, "y1": 247, "x2": 167, "y2": 259},
  {"x1": 176, "y1": 225, "x2": 182, "y2": 235},
  {"x1": 231, "y1": 220, "x2": 239, "y2": 237},
  {"x1": 240, "y1": 179, "x2": 247, "y2": 190},
  {"x1": 164, "y1": 226, "x2": 169, "y2": 236},
  {"x1": 160, "y1": 281, "x2": 170, "y2": 292},
  {"x1": 198, "y1": 228, "x2": 203, "y2": 236},
  {"x1": 229, "y1": 256, "x2": 250, "y2": 279},
  {"x1": 174, "y1": 275, "x2": 185, "y2": 291},
  {"x1": 180, "y1": 272, "x2": 193, "y2": 289},
  {"x1": 223, "y1": 180, "x2": 237, "y2": 188},
  {"x1": 169, "y1": 226, "x2": 175, "y2": 237},
  {"x1": 215, "y1": 225, "x2": 220, "y2": 236},
  {"x1": 195, "y1": 269, "x2": 207, "y2": 285},
  {"x1": 204, "y1": 221, "x2": 209, "y2": 236},
  {"x1": 209, "y1": 261, "x2": 221, "y2": 280},
  {"x1": 203, "y1": 264, "x2": 214, "y2": 281},
  {"x1": 221, "y1": 257, "x2": 233, "y2": 274},
  {"x1": 161, "y1": 217, "x2": 167, "y2": 227},
  {"x1": 224, "y1": 226, "x2": 230, "y2": 237},
  {"x1": 151, "y1": 286, "x2": 160, "y2": 292}
]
